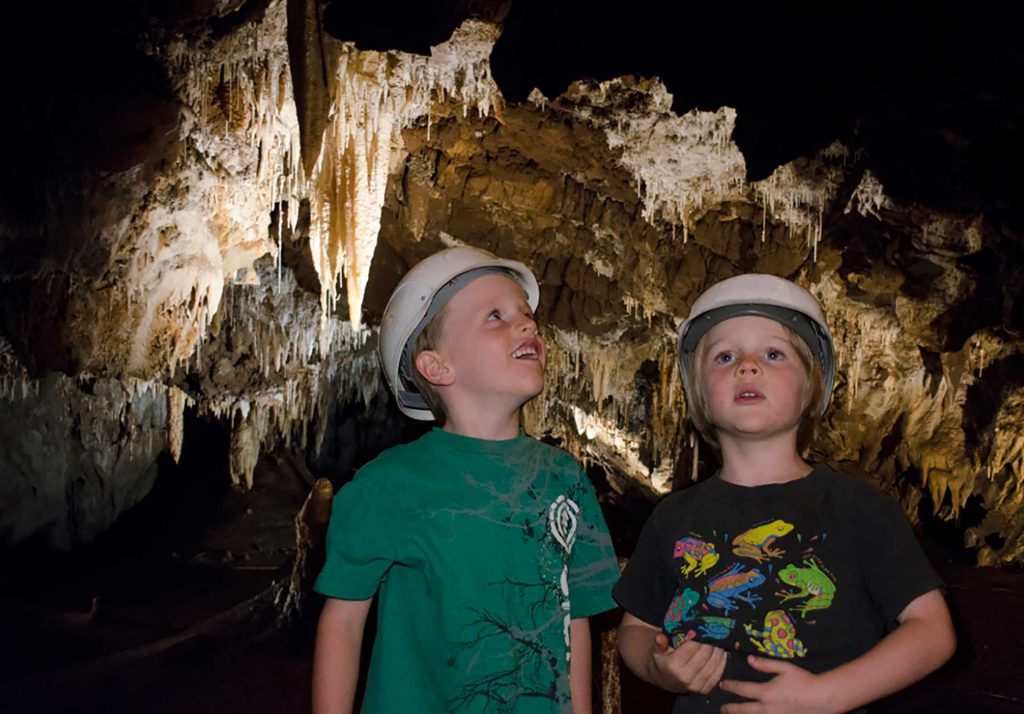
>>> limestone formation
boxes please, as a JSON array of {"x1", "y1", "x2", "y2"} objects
[{"x1": 1, "y1": 2, "x2": 1022, "y2": 569}]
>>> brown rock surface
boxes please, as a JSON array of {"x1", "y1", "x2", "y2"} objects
[{"x1": 1, "y1": 0, "x2": 1022, "y2": 572}]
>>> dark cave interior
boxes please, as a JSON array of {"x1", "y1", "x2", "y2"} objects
[{"x1": 2, "y1": 1, "x2": 1024, "y2": 712}]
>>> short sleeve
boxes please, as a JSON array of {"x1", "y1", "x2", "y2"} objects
[
  {"x1": 856, "y1": 484, "x2": 945, "y2": 626},
  {"x1": 566, "y1": 467, "x2": 620, "y2": 618},
  {"x1": 612, "y1": 497, "x2": 679, "y2": 627},
  {"x1": 313, "y1": 466, "x2": 407, "y2": 600}
]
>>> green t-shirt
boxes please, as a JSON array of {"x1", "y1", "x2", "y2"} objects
[{"x1": 314, "y1": 428, "x2": 619, "y2": 713}]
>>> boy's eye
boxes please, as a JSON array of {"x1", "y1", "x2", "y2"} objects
[
  {"x1": 712, "y1": 351, "x2": 734, "y2": 364},
  {"x1": 487, "y1": 309, "x2": 502, "y2": 321},
  {"x1": 765, "y1": 348, "x2": 784, "y2": 361}
]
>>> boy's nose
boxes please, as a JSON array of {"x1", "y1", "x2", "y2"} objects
[
  {"x1": 736, "y1": 355, "x2": 760, "y2": 375},
  {"x1": 517, "y1": 314, "x2": 538, "y2": 334}
]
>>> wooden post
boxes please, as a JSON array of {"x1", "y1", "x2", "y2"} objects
[
  {"x1": 601, "y1": 624, "x2": 621, "y2": 714},
  {"x1": 278, "y1": 477, "x2": 334, "y2": 634}
]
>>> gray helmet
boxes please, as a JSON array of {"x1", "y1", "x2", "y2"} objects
[
  {"x1": 677, "y1": 274, "x2": 835, "y2": 414},
  {"x1": 378, "y1": 246, "x2": 540, "y2": 420}
]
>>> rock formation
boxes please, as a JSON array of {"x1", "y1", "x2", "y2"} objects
[{"x1": 1, "y1": 0, "x2": 1022, "y2": 568}]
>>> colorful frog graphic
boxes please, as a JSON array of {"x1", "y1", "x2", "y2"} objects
[
  {"x1": 706, "y1": 563, "x2": 765, "y2": 615},
  {"x1": 732, "y1": 519, "x2": 794, "y2": 562},
  {"x1": 673, "y1": 536, "x2": 720, "y2": 577},
  {"x1": 667, "y1": 615, "x2": 737, "y2": 647},
  {"x1": 664, "y1": 587, "x2": 701, "y2": 645},
  {"x1": 777, "y1": 558, "x2": 836, "y2": 617},
  {"x1": 696, "y1": 616, "x2": 735, "y2": 641},
  {"x1": 663, "y1": 587, "x2": 700, "y2": 631},
  {"x1": 745, "y1": 610, "x2": 807, "y2": 659}
]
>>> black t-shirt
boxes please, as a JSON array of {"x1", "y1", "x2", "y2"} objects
[{"x1": 613, "y1": 464, "x2": 944, "y2": 713}]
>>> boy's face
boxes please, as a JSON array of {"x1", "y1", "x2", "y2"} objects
[
  {"x1": 699, "y1": 315, "x2": 808, "y2": 443},
  {"x1": 430, "y1": 273, "x2": 546, "y2": 410}
]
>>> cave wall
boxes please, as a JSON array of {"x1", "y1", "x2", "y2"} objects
[{"x1": 1, "y1": 1, "x2": 1023, "y2": 563}]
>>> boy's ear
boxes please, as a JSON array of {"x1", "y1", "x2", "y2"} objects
[{"x1": 414, "y1": 350, "x2": 455, "y2": 387}]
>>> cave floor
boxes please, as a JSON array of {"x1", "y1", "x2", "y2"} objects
[{"x1": 1, "y1": 467, "x2": 1023, "y2": 713}]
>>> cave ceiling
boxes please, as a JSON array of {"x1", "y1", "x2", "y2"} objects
[{"x1": 1, "y1": 0, "x2": 1023, "y2": 566}]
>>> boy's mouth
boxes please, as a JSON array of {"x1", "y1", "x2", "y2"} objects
[
  {"x1": 512, "y1": 338, "x2": 543, "y2": 361},
  {"x1": 735, "y1": 387, "x2": 764, "y2": 401}
]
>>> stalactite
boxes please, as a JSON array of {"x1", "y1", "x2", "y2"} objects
[
  {"x1": 307, "y1": 21, "x2": 501, "y2": 332},
  {"x1": 843, "y1": 169, "x2": 890, "y2": 219},
  {"x1": 564, "y1": 77, "x2": 746, "y2": 236},
  {"x1": 753, "y1": 141, "x2": 849, "y2": 261},
  {"x1": 567, "y1": 402, "x2": 665, "y2": 492},
  {"x1": 121, "y1": 0, "x2": 505, "y2": 482},
  {"x1": 649, "y1": 348, "x2": 684, "y2": 472},
  {"x1": 202, "y1": 262, "x2": 380, "y2": 489},
  {"x1": 622, "y1": 295, "x2": 658, "y2": 327},
  {"x1": 527, "y1": 88, "x2": 549, "y2": 112},
  {"x1": 123, "y1": 0, "x2": 304, "y2": 375},
  {"x1": 914, "y1": 212, "x2": 985, "y2": 255},
  {"x1": 809, "y1": 269, "x2": 1022, "y2": 534},
  {"x1": 8, "y1": 0, "x2": 1024, "y2": 579},
  {"x1": 523, "y1": 326, "x2": 682, "y2": 498}
]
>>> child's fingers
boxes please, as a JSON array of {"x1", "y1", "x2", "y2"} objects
[
  {"x1": 689, "y1": 645, "x2": 728, "y2": 694},
  {"x1": 654, "y1": 632, "x2": 670, "y2": 653},
  {"x1": 657, "y1": 641, "x2": 724, "y2": 693},
  {"x1": 718, "y1": 677, "x2": 762, "y2": 701},
  {"x1": 652, "y1": 640, "x2": 700, "y2": 683},
  {"x1": 745, "y1": 654, "x2": 790, "y2": 675},
  {"x1": 670, "y1": 639, "x2": 710, "y2": 667}
]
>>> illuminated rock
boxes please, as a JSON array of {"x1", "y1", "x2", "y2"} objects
[{"x1": 1, "y1": 3, "x2": 1023, "y2": 569}]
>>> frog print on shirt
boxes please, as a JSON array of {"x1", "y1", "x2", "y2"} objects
[
  {"x1": 664, "y1": 587, "x2": 701, "y2": 628},
  {"x1": 695, "y1": 616, "x2": 735, "y2": 641},
  {"x1": 745, "y1": 610, "x2": 807, "y2": 659},
  {"x1": 732, "y1": 519, "x2": 794, "y2": 562},
  {"x1": 674, "y1": 536, "x2": 720, "y2": 577},
  {"x1": 777, "y1": 558, "x2": 836, "y2": 617},
  {"x1": 663, "y1": 586, "x2": 740, "y2": 647},
  {"x1": 660, "y1": 518, "x2": 840, "y2": 663},
  {"x1": 706, "y1": 563, "x2": 766, "y2": 615},
  {"x1": 663, "y1": 587, "x2": 701, "y2": 644}
]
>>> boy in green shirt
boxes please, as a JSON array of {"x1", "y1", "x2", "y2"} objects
[{"x1": 312, "y1": 247, "x2": 619, "y2": 713}]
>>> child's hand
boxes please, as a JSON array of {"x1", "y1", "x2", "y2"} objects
[
  {"x1": 718, "y1": 655, "x2": 827, "y2": 713},
  {"x1": 650, "y1": 632, "x2": 728, "y2": 695}
]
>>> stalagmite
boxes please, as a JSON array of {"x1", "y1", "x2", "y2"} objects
[
  {"x1": 229, "y1": 412, "x2": 259, "y2": 489},
  {"x1": 167, "y1": 387, "x2": 190, "y2": 464}
]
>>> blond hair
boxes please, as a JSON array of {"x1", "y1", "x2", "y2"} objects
[
  {"x1": 682, "y1": 324, "x2": 823, "y2": 456},
  {"x1": 408, "y1": 305, "x2": 450, "y2": 422}
]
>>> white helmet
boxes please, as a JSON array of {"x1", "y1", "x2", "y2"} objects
[
  {"x1": 378, "y1": 246, "x2": 540, "y2": 420},
  {"x1": 677, "y1": 274, "x2": 835, "y2": 414}
]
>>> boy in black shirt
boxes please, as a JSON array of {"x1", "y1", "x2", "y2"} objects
[{"x1": 614, "y1": 274, "x2": 955, "y2": 713}]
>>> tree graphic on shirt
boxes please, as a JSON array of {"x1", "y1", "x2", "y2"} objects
[
  {"x1": 446, "y1": 515, "x2": 573, "y2": 711},
  {"x1": 449, "y1": 593, "x2": 564, "y2": 710},
  {"x1": 443, "y1": 446, "x2": 593, "y2": 711}
]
